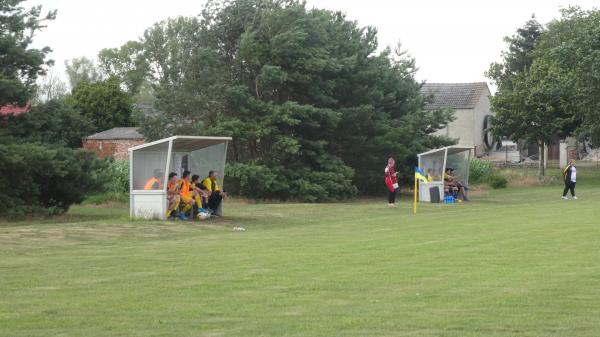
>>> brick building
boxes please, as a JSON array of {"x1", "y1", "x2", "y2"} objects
[{"x1": 83, "y1": 127, "x2": 145, "y2": 160}]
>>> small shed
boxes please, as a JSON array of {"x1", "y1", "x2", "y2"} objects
[
  {"x1": 83, "y1": 127, "x2": 145, "y2": 160},
  {"x1": 417, "y1": 146, "x2": 473, "y2": 202},
  {"x1": 129, "y1": 135, "x2": 232, "y2": 219}
]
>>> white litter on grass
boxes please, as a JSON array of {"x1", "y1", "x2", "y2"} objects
[{"x1": 233, "y1": 227, "x2": 246, "y2": 231}]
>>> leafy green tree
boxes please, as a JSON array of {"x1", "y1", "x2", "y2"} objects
[
  {"x1": 127, "y1": 0, "x2": 453, "y2": 200},
  {"x1": 98, "y1": 41, "x2": 149, "y2": 95},
  {"x1": 0, "y1": 0, "x2": 56, "y2": 105},
  {"x1": 141, "y1": 16, "x2": 222, "y2": 136},
  {"x1": 0, "y1": 2, "x2": 110, "y2": 217},
  {"x1": 2, "y1": 99, "x2": 93, "y2": 147},
  {"x1": 490, "y1": 64, "x2": 575, "y2": 175},
  {"x1": 69, "y1": 77, "x2": 134, "y2": 132},
  {"x1": 489, "y1": 10, "x2": 600, "y2": 175},
  {"x1": 487, "y1": 17, "x2": 542, "y2": 88},
  {"x1": 65, "y1": 57, "x2": 103, "y2": 88},
  {"x1": 328, "y1": 44, "x2": 454, "y2": 193},
  {"x1": 486, "y1": 17, "x2": 559, "y2": 175},
  {"x1": 534, "y1": 8, "x2": 600, "y2": 145}
]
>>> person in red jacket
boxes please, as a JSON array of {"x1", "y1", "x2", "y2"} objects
[{"x1": 385, "y1": 157, "x2": 399, "y2": 206}]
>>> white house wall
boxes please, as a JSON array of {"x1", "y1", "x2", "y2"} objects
[
  {"x1": 434, "y1": 109, "x2": 475, "y2": 148},
  {"x1": 432, "y1": 92, "x2": 493, "y2": 156}
]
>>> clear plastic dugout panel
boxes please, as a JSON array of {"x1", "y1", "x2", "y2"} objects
[
  {"x1": 419, "y1": 151, "x2": 445, "y2": 182},
  {"x1": 189, "y1": 143, "x2": 227, "y2": 185},
  {"x1": 131, "y1": 142, "x2": 169, "y2": 190},
  {"x1": 446, "y1": 151, "x2": 470, "y2": 187}
]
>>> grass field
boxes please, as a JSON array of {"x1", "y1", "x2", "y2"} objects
[{"x1": 2, "y1": 169, "x2": 600, "y2": 336}]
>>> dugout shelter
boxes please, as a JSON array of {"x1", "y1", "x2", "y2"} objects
[
  {"x1": 417, "y1": 146, "x2": 473, "y2": 202},
  {"x1": 128, "y1": 136, "x2": 231, "y2": 219}
]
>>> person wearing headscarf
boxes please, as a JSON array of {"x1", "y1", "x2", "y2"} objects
[{"x1": 385, "y1": 157, "x2": 399, "y2": 206}]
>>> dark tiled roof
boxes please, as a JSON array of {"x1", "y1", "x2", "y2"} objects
[
  {"x1": 421, "y1": 82, "x2": 489, "y2": 110},
  {"x1": 86, "y1": 127, "x2": 144, "y2": 140}
]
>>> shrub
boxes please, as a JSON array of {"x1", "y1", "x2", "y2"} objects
[
  {"x1": 470, "y1": 159, "x2": 493, "y2": 184},
  {"x1": 82, "y1": 160, "x2": 129, "y2": 206},
  {"x1": 106, "y1": 160, "x2": 129, "y2": 193},
  {"x1": 226, "y1": 162, "x2": 357, "y2": 202},
  {"x1": 226, "y1": 163, "x2": 288, "y2": 199},
  {"x1": 288, "y1": 167, "x2": 357, "y2": 202},
  {"x1": 487, "y1": 174, "x2": 508, "y2": 189},
  {"x1": 0, "y1": 142, "x2": 109, "y2": 217}
]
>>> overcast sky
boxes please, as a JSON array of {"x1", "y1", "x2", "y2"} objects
[{"x1": 29, "y1": 0, "x2": 598, "y2": 90}]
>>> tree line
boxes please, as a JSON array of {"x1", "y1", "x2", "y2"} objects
[
  {"x1": 8, "y1": 1, "x2": 598, "y2": 214},
  {"x1": 488, "y1": 7, "x2": 600, "y2": 175},
  {"x1": 97, "y1": 0, "x2": 455, "y2": 200},
  {"x1": 0, "y1": 0, "x2": 140, "y2": 216},
  {"x1": 1, "y1": 0, "x2": 455, "y2": 214}
]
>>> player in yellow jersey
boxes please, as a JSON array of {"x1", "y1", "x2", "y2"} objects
[
  {"x1": 176, "y1": 170, "x2": 195, "y2": 220},
  {"x1": 166, "y1": 172, "x2": 180, "y2": 219},
  {"x1": 201, "y1": 170, "x2": 228, "y2": 215},
  {"x1": 191, "y1": 174, "x2": 209, "y2": 212}
]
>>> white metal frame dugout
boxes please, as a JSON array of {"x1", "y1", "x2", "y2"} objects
[
  {"x1": 417, "y1": 146, "x2": 473, "y2": 202},
  {"x1": 128, "y1": 136, "x2": 231, "y2": 219}
]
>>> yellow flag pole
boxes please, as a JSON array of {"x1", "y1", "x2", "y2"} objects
[{"x1": 413, "y1": 177, "x2": 418, "y2": 214}]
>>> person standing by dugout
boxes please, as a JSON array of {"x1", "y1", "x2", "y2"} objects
[
  {"x1": 385, "y1": 157, "x2": 399, "y2": 206},
  {"x1": 562, "y1": 159, "x2": 577, "y2": 200}
]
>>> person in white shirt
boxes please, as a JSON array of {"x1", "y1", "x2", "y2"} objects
[{"x1": 562, "y1": 159, "x2": 577, "y2": 200}]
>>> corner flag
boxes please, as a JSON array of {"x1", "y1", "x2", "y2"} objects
[
  {"x1": 415, "y1": 167, "x2": 429, "y2": 183},
  {"x1": 413, "y1": 166, "x2": 429, "y2": 214}
]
